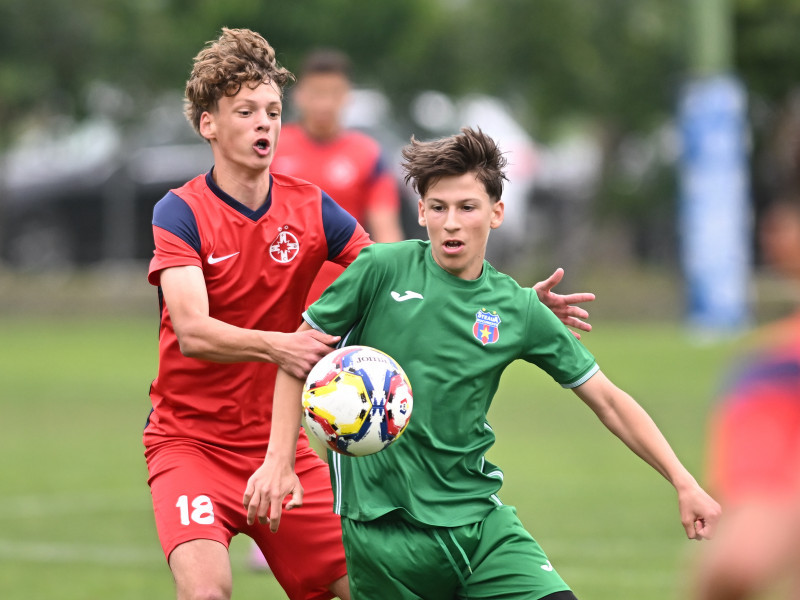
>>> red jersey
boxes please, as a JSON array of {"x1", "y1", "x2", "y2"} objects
[
  {"x1": 272, "y1": 123, "x2": 399, "y2": 224},
  {"x1": 707, "y1": 316, "x2": 800, "y2": 504},
  {"x1": 272, "y1": 124, "x2": 400, "y2": 305},
  {"x1": 146, "y1": 170, "x2": 371, "y2": 454}
]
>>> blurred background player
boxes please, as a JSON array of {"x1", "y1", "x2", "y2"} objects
[
  {"x1": 270, "y1": 48, "x2": 405, "y2": 308},
  {"x1": 694, "y1": 193, "x2": 800, "y2": 600}
]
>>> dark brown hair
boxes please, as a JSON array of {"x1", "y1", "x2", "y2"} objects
[
  {"x1": 184, "y1": 28, "x2": 295, "y2": 135},
  {"x1": 300, "y1": 48, "x2": 352, "y2": 80},
  {"x1": 401, "y1": 127, "x2": 508, "y2": 201}
]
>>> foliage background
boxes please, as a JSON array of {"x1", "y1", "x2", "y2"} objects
[{"x1": 2, "y1": 0, "x2": 800, "y2": 270}]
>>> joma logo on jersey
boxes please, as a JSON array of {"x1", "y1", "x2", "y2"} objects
[
  {"x1": 473, "y1": 309, "x2": 501, "y2": 345},
  {"x1": 269, "y1": 227, "x2": 300, "y2": 263}
]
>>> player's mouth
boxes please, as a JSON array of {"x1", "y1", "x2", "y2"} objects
[
  {"x1": 254, "y1": 138, "x2": 270, "y2": 156},
  {"x1": 442, "y1": 239, "x2": 464, "y2": 255}
]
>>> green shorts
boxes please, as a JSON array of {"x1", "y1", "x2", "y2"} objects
[{"x1": 341, "y1": 505, "x2": 572, "y2": 600}]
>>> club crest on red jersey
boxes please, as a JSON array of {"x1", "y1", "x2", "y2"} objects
[
  {"x1": 473, "y1": 308, "x2": 501, "y2": 345},
  {"x1": 269, "y1": 226, "x2": 300, "y2": 263}
]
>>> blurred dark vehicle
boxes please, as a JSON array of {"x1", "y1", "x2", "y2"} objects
[
  {"x1": 0, "y1": 89, "x2": 546, "y2": 271},
  {"x1": 344, "y1": 89, "x2": 544, "y2": 267},
  {"x1": 0, "y1": 101, "x2": 212, "y2": 271}
]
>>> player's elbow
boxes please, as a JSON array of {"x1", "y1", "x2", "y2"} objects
[
  {"x1": 174, "y1": 326, "x2": 211, "y2": 359},
  {"x1": 697, "y1": 543, "x2": 774, "y2": 600},
  {"x1": 178, "y1": 339, "x2": 204, "y2": 359},
  {"x1": 700, "y1": 563, "x2": 764, "y2": 600}
]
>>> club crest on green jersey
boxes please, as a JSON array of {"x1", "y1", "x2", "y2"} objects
[{"x1": 473, "y1": 309, "x2": 501, "y2": 345}]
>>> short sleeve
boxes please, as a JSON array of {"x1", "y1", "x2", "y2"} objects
[
  {"x1": 148, "y1": 192, "x2": 202, "y2": 286},
  {"x1": 520, "y1": 293, "x2": 598, "y2": 388},
  {"x1": 365, "y1": 155, "x2": 400, "y2": 212},
  {"x1": 303, "y1": 244, "x2": 379, "y2": 337}
]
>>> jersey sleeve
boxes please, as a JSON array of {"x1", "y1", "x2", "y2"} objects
[
  {"x1": 365, "y1": 154, "x2": 400, "y2": 212},
  {"x1": 320, "y1": 191, "x2": 373, "y2": 267},
  {"x1": 147, "y1": 192, "x2": 202, "y2": 286},
  {"x1": 303, "y1": 244, "x2": 379, "y2": 337},
  {"x1": 520, "y1": 292, "x2": 598, "y2": 388}
]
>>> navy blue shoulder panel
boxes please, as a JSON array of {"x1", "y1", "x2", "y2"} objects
[
  {"x1": 371, "y1": 151, "x2": 391, "y2": 180},
  {"x1": 736, "y1": 356, "x2": 800, "y2": 391},
  {"x1": 719, "y1": 352, "x2": 800, "y2": 406},
  {"x1": 320, "y1": 191, "x2": 358, "y2": 259},
  {"x1": 152, "y1": 191, "x2": 201, "y2": 254}
]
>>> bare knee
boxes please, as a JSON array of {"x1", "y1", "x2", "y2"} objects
[
  {"x1": 176, "y1": 582, "x2": 232, "y2": 600},
  {"x1": 169, "y1": 540, "x2": 232, "y2": 600}
]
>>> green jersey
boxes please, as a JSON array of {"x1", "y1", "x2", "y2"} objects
[{"x1": 304, "y1": 241, "x2": 598, "y2": 527}]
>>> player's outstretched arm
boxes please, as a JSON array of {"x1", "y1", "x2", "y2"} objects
[
  {"x1": 534, "y1": 268, "x2": 594, "y2": 339},
  {"x1": 244, "y1": 330, "x2": 312, "y2": 532},
  {"x1": 160, "y1": 265, "x2": 339, "y2": 377},
  {"x1": 572, "y1": 370, "x2": 721, "y2": 540}
]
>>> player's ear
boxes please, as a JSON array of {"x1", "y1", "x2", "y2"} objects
[
  {"x1": 417, "y1": 198, "x2": 427, "y2": 227},
  {"x1": 490, "y1": 200, "x2": 505, "y2": 230},
  {"x1": 199, "y1": 111, "x2": 216, "y2": 141}
]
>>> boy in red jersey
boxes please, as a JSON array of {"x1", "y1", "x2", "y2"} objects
[
  {"x1": 145, "y1": 28, "x2": 362, "y2": 600},
  {"x1": 146, "y1": 27, "x2": 596, "y2": 600},
  {"x1": 271, "y1": 48, "x2": 404, "y2": 308}
]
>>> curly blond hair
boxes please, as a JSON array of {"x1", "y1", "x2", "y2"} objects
[{"x1": 184, "y1": 27, "x2": 295, "y2": 136}]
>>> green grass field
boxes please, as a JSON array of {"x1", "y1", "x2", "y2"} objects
[{"x1": 0, "y1": 314, "x2": 738, "y2": 599}]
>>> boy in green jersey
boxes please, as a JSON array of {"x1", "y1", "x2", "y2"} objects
[{"x1": 245, "y1": 128, "x2": 722, "y2": 600}]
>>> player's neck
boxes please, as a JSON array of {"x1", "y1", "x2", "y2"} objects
[
  {"x1": 302, "y1": 121, "x2": 342, "y2": 143},
  {"x1": 210, "y1": 163, "x2": 271, "y2": 211}
]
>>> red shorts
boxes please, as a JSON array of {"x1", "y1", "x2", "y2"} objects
[{"x1": 145, "y1": 437, "x2": 346, "y2": 600}]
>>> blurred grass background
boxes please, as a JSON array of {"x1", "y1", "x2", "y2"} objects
[{"x1": 0, "y1": 265, "x2": 748, "y2": 599}]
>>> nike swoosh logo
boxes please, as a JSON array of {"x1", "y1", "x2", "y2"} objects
[
  {"x1": 208, "y1": 252, "x2": 240, "y2": 264},
  {"x1": 391, "y1": 290, "x2": 424, "y2": 302}
]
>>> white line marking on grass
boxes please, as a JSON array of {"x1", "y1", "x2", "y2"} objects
[
  {"x1": 543, "y1": 537, "x2": 680, "y2": 559},
  {"x1": 0, "y1": 490, "x2": 150, "y2": 519},
  {"x1": 563, "y1": 565, "x2": 678, "y2": 589},
  {"x1": 0, "y1": 539, "x2": 162, "y2": 566}
]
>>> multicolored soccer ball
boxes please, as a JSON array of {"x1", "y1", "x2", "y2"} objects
[{"x1": 302, "y1": 345, "x2": 413, "y2": 456}]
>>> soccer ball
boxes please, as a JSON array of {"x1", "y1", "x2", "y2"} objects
[{"x1": 302, "y1": 345, "x2": 413, "y2": 457}]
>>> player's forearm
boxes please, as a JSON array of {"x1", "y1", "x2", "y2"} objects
[
  {"x1": 175, "y1": 315, "x2": 286, "y2": 363},
  {"x1": 608, "y1": 396, "x2": 697, "y2": 489},
  {"x1": 575, "y1": 372, "x2": 696, "y2": 489},
  {"x1": 265, "y1": 368, "x2": 305, "y2": 466}
]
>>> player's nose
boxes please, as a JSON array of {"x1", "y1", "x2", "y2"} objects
[
  {"x1": 444, "y1": 209, "x2": 460, "y2": 230},
  {"x1": 255, "y1": 110, "x2": 272, "y2": 130}
]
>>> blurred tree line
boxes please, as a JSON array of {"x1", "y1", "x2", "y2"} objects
[{"x1": 1, "y1": 0, "x2": 799, "y2": 266}]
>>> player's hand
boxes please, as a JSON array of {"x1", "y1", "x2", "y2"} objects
[
  {"x1": 243, "y1": 459, "x2": 304, "y2": 533},
  {"x1": 269, "y1": 329, "x2": 341, "y2": 379},
  {"x1": 677, "y1": 482, "x2": 722, "y2": 541},
  {"x1": 533, "y1": 268, "x2": 595, "y2": 339}
]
